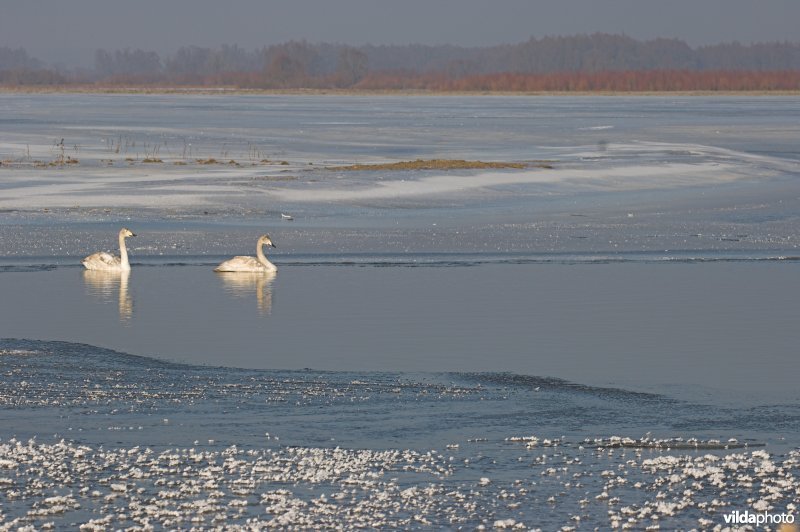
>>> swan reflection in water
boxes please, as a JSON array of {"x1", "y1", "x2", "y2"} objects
[
  {"x1": 216, "y1": 270, "x2": 277, "y2": 314},
  {"x1": 82, "y1": 269, "x2": 133, "y2": 323}
]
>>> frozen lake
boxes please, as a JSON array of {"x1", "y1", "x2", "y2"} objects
[
  {"x1": 1, "y1": 93, "x2": 799, "y2": 257},
  {"x1": 1, "y1": 94, "x2": 799, "y2": 529}
]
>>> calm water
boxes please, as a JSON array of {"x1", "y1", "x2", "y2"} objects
[
  {"x1": 1, "y1": 94, "x2": 799, "y2": 528},
  {"x1": 1, "y1": 259, "x2": 799, "y2": 405}
]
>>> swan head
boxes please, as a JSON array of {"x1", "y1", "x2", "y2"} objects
[
  {"x1": 119, "y1": 228, "x2": 136, "y2": 238},
  {"x1": 258, "y1": 234, "x2": 276, "y2": 248}
]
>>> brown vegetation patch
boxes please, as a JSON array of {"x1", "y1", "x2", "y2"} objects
[
  {"x1": 527, "y1": 160, "x2": 556, "y2": 169},
  {"x1": 333, "y1": 159, "x2": 528, "y2": 171},
  {"x1": 142, "y1": 158, "x2": 163, "y2": 163}
]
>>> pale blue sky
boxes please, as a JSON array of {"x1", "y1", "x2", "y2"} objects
[{"x1": 3, "y1": 0, "x2": 799, "y2": 67}]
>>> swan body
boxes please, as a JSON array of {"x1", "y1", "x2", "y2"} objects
[
  {"x1": 214, "y1": 234, "x2": 277, "y2": 272},
  {"x1": 82, "y1": 228, "x2": 136, "y2": 271}
]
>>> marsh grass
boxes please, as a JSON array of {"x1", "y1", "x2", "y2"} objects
[
  {"x1": 29, "y1": 156, "x2": 80, "y2": 168},
  {"x1": 195, "y1": 157, "x2": 242, "y2": 165}
]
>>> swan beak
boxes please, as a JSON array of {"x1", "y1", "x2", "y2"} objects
[
  {"x1": 271, "y1": 243, "x2": 276, "y2": 248},
  {"x1": 130, "y1": 232, "x2": 137, "y2": 237}
]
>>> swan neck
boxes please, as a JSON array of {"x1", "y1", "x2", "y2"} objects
[
  {"x1": 256, "y1": 242, "x2": 275, "y2": 269},
  {"x1": 119, "y1": 233, "x2": 130, "y2": 270}
]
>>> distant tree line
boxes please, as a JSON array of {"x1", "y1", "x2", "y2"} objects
[
  {"x1": 356, "y1": 70, "x2": 800, "y2": 92},
  {"x1": 0, "y1": 46, "x2": 67, "y2": 85},
  {"x1": 2, "y1": 34, "x2": 800, "y2": 91}
]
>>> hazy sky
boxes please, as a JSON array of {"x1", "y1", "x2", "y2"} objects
[{"x1": 3, "y1": 0, "x2": 799, "y2": 67}]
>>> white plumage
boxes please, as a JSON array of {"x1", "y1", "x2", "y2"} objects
[
  {"x1": 81, "y1": 228, "x2": 136, "y2": 271},
  {"x1": 214, "y1": 234, "x2": 277, "y2": 272}
]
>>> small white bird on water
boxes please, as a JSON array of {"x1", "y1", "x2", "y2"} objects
[
  {"x1": 281, "y1": 213, "x2": 294, "y2": 221},
  {"x1": 81, "y1": 228, "x2": 136, "y2": 271},
  {"x1": 214, "y1": 234, "x2": 278, "y2": 272}
]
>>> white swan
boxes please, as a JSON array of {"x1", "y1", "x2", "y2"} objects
[
  {"x1": 81, "y1": 228, "x2": 136, "y2": 271},
  {"x1": 214, "y1": 234, "x2": 277, "y2": 272}
]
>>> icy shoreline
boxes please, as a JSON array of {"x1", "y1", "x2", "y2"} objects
[
  {"x1": 2, "y1": 340, "x2": 798, "y2": 530},
  {"x1": 2, "y1": 437, "x2": 797, "y2": 530}
]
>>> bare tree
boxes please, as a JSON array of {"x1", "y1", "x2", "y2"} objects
[{"x1": 336, "y1": 47, "x2": 368, "y2": 87}]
